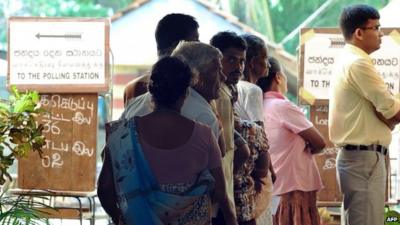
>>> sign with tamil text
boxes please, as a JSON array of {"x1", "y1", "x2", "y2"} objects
[
  {"x1": 309, "y1": 104, "x2": 342, "y2": 202},
  {"x1": 18, "y1": 93, "x2": 97, "y2": 191},
  {"x1": 8, "y1": 17, "x2": 110, "y2": 93}
]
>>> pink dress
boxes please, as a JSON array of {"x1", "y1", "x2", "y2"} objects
[
  {"x1": 262, "y1": 91, "x2": 322, "y2": 225},
  {"x1": 139, "y1": 122, "x2": 222, "y2": 225},
  {"x1": 140, "y1": 122, "x2": 222, "y2": 184},
  {"x1": 262, "y1": 91, "x2": 322, "y2": 195}
]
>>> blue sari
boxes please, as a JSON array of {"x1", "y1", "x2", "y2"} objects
[{"x1": 106, "y1": 119, "x2": 214, "y2": 225}]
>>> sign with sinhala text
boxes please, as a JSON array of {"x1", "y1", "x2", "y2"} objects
[
  {"x1": 299, "y1": 28, "x2": 400, "y2": 105},
  {"x1": 8, "y1": 17, "x2": 110, "y2": 93}
]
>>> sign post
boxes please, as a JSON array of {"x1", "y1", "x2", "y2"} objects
[{"x1": 8, "y1": 17, "x2": 110, "y2": 93}]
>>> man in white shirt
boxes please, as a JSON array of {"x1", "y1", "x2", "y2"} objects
[{"x1": 210, "y1": 31, "x2": 248, "y2": 224}]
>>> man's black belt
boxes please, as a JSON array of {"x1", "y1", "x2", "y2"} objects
[{"x1": 343, "y1": 144, "x2": 388, "y2": 155}]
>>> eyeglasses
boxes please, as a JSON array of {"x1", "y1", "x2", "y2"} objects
[{"x1": 360, "y1": 25, "x2": 381, "y2": 32}]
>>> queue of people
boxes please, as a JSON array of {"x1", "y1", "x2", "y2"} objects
[{"x1": 98, "y1": 3, "x2": 393, "y2": 225}]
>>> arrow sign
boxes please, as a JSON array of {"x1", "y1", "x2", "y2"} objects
[{"x1": 35, "y1": 33, "x2": 82, "y2": 39}]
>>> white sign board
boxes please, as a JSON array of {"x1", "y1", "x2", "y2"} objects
[
  {"x1": 300, "y1": 28, "x2": 400, "y2": 103},
  {"x1": 370, "y1": 35, "x2": 400, "y2": 93},
  {"x1": 303, "y1": 33, "x2": 342, "y2": 99},
  {"x1": 8, "y1": 17, "x2": 110, "y2": 93}
]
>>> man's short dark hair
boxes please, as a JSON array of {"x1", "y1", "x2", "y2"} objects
[
  {"x1": 155, "y1": 13, "x2": 199, "y2": 57},
  {"x1": 209, "y1": 31, "x2": 247, "y2": 53},
  {"x1": 339, "y1": 4, "x2": 380, "y2": 40}
]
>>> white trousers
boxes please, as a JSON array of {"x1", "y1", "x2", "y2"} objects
[{"x1": 337, "y1": 150, "x2": 386, "y2": 225}]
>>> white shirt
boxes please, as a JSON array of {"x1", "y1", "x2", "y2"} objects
[
  {"x1": 122, "y1": 92, "x2": 153, "y2": 118},
  {"x1": 122, "y1": 88, "x2": 220, "y2": 139},
  {"x1": 235, "y1": 80, "x2": 264, "y2": 122}
]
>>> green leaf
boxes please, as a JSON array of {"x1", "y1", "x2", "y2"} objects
[
  {"x1": 0, "y1": 87, "x2": 46, "y2": 186},
  {"x1": 0, "y1": 194, "x2": 51, "y2": 224},
  {"x1": 10, "y1": 86, "x2": 20, "y2": 99},
  {"x1": 13, "y1": 143, "x2": 32, "y2": 157},
  {"x1": 30, "y1": 91, "x2": 40, "y2": 104},
  {"x1": 0, "y1": 101, "x2": 10, "y2": 112}
]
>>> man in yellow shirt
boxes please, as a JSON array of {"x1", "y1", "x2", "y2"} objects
[
  {"x1": 329, "y1": 4, "x2": 400, "y2": 225},
  {"x1": 210, "y1": 31, "x2": 251, "y2": 225}
]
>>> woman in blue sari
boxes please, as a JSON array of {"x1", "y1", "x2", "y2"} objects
[{"x1": 98, "y1": 56, "x2": 237, "y2": 225}]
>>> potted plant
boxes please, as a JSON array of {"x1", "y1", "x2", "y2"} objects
[{"x1": 0, "y1": 86, "x2": 49, "y2": 224}]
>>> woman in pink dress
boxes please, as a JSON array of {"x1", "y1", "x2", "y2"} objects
[{"x1": 257, "y1": 57, "x2": 326, "y2": 225}]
